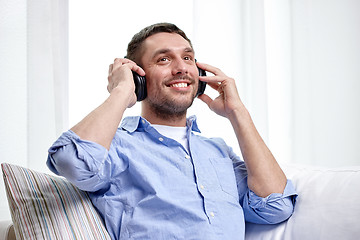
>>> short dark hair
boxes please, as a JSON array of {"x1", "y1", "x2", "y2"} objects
[{"x1": 126, "y1": 22, "x2": 193, "y2": 66}]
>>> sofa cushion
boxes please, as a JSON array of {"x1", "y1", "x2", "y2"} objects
[
  {"x1": 245, "y1": 163, "x2": 360, "y2": 240},
  {"x1": 1, "y1": 163, "x2": 111, "y2": 240}
]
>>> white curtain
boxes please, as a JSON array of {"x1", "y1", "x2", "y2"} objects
[
  {"x1": 0, "y1": 0, "x2": 68, "y2": 221},
  {"x1": 27, "y1": 0, "x2": 68, "y2": 172},
  {"x1": 192, "y1": 0, "x2": 291, "y2": 162},
  {"x1": 290, "y1": 0, "x2": 360, "y2": 167},
  {"x1": 193, "y1": 0, "x2": 360, "y2": 167}
]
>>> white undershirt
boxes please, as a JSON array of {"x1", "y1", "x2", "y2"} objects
[{"x1": 152, "y1": 124, "x2": 189, "y2": 152}]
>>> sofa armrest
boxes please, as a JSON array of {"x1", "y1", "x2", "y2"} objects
[
  {"x1": 245, "y1": 163, "x2": 360, "y2": 240},
  {"x1": 0, "y1": 221, "x2": 15, "y2": 240}
]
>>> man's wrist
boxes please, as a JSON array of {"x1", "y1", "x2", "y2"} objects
[
  {"x1": 110, "y1": 85, "x2": 136, "y2": 108},
  {"x1": 228, "y1": 104, "x2": 250, "y2": 123}
]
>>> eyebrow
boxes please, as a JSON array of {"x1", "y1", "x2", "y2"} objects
[{"x1": 151, "y1": 47, "x2": 194, "y2": 59}]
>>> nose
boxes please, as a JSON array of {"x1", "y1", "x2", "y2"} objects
[{"x1": 171, "y1": 58, "x2": 188, "y2": 76}]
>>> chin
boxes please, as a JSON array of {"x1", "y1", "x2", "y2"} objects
[{"x1": 146, "y1": 95, "x2": 195, "y2": 118}]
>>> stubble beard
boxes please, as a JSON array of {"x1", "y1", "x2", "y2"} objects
[{"x1": 147, "y1": 91, "x2": 196, "y2": 121}]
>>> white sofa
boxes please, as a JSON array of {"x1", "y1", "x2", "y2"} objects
[
  {"x1": 1, "y1": 162, "x2": 360, "y2": 240},
  {"x1": 245, "y1": 163, "x2": 360, "y2": 239}
]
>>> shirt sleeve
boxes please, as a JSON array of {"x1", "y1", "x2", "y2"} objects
[
  {"x1": 241, "y1": 179, "x2": 297, "y2": 224},
  {"x1": 47, "y1": 130, "x2": 112, "y2": 192},
  {"x1": 231, "y1": 151, "x2": 298, "y2": 224}
]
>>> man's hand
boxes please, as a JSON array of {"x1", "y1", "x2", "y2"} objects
[
  {"x1": 107, "y1": 58, "x2": 145, "y2": 108},
  {"x1": 197, "y1": 62, "x2": 287, "y2": 197},
  {"x1": 196, "y1": 62, "x2": 244, "y2": 119},
  {"x1": 70, "y1": 58, "x2": 145, "y2": 150}
]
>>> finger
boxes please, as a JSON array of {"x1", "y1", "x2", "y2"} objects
[
  {"x1": 132, "y1": 65, "x2": 146, "y2": 76},
  {"x1": 113, "y1": 58, "x2": 131, "y2": 68},
  {"x1": 197, "y1": 94, "x2": 213, "y2": 107},
  {"x1": 120, "y1": 63, "x2": 145, "y2": 76},
  {"x1": 205, "y1": 81, "x2": 222, "y2": 92},
  {"x1": 108, "y1": 64, "x2": 113, "y2": 75},
  {"x1": 199, "y1": 75, "x2": 225, "y2": 84},
  {"x1": 112, "y1": 58, "x2": 136, "y2": 70},
  {"x1": 114, "y1": 58, "x2": 132, "y2": 64},
  {"x1": 196, "y1": 62, "x2": 224, "y2": 76},
  {"x1": 112, "y1": 58, "x2": 145, "y2": 76}
]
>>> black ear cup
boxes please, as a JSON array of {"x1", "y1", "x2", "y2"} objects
[
  {"x1": 132, "y1": 72, "x2": 147, "y2": 101},
  {"x1": 196, "y1": 67, "x2": 207, "y2": 97},
  {"x1": 133, "y1": 67, "x2": 207, "y2": 101}
]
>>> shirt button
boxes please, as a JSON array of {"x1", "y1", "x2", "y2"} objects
[
  {"x1": 158, "y1": 137, "x2": 164, "y2": 142},
  {"x1": 142, "y1": 120, "x2": 145, "y2": 124},
  {"x1": 185, "y1": 155, "x2": 190, "y2": 159},
  {"x1": 210, "y1": 212, "x2": 215, "y2": 217},
  {"x1": 200, "y1": 185, "x2": 205, "y2": 189}
]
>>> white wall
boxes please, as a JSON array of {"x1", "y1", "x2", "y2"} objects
[
  {"x1": 0, "y1": 0, "x2": 28, "y2": 221},
  {"x1": 0, "y1": 0, "x2": 68, "y2": 221},
  {"x1": 243, "y1": 0, "x2": 360, "y2": 167},
  {"x1": 291, "y1": 0, "x2": 360, "y2": 167}
]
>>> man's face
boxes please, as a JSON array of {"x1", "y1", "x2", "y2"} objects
[{"x1": 140, "y1": 32, "x2": 199, "y2": 117}]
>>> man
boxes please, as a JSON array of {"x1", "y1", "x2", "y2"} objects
[{"x1": 47, "y1": 23, "x2": 297, "y2": 239}]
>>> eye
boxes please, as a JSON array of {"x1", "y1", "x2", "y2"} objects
[
  {"x1": 158, "y1": 57, "x2": 170, "y2": 62},
  {"x1": 184, "y1": 56, "x2": 192, "y2": 61}
]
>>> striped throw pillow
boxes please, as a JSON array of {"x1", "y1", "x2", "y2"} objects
[{"x1": 1, "y1": 163, "x2": 111, "y2": 240}]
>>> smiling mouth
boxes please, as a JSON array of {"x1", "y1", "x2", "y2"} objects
[{"x1": 169, "y1": 82, "x2": 189, "y2": 88}]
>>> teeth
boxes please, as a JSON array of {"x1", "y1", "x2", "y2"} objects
[{"x1": 171, "y1": 82, "x2": 188, "y2": 88}]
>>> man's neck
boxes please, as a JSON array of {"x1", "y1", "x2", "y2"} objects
[
  {"x1": 142, "y1": 114, "x2": 187, "y2": 127},
  {"x1": 141, "y1": 109, "x2": 187, "y2": 127}
]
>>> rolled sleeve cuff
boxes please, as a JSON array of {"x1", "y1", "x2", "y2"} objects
[
  {"x1": 244, "y1": 180, "x2": 298, "y2": 224},
  {"x1": 47, "y1": 130, "x2": 110, "y2": 192}
]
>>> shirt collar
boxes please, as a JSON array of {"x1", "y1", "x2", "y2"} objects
[
  {"x1": 186, "y1": 115, "x2": 201, "y2": 133},
  {"x1": 120, "y1": 115, "x2": 201, "y2": 133}
]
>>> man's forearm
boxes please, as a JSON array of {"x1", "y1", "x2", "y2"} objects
[
  {"x1": 71, "y1": 87, "x2": 129, "y2": 150},
  {"x1": 228, "y1": 106, "x2": 287, "y2": 198}
]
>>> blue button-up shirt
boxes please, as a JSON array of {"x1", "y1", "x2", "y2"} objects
[{"x1": 47, "y1": 116, "x2": 297, "y2": 240}]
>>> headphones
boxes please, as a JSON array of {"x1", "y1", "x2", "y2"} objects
[{"x1": 132, "y1": 67, "x2": 207, "y2": 101}]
